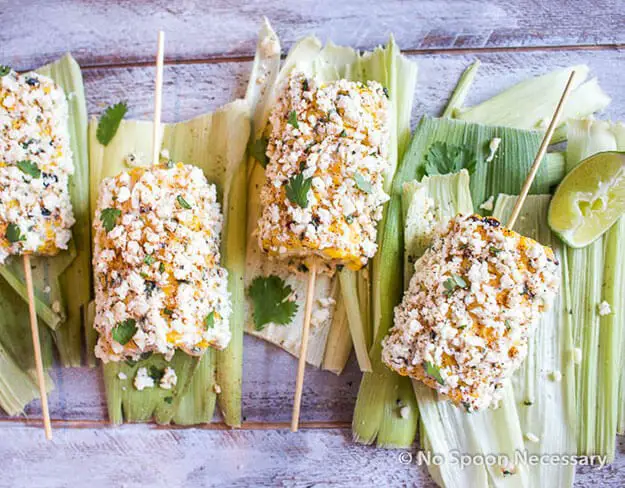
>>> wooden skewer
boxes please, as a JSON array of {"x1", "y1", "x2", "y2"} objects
[
  {"x1": 506, "y1": 70, "x2": 577, "y2": 229},
  {"x1": 23, "y1": 254, "x2": 52, "y2": 440},
  {"x1": 152, "y1": 30, "x2": 165, "y2": 167},
  {"x1": 291, "y1": 259, "x2": 318, "y2": 432}
]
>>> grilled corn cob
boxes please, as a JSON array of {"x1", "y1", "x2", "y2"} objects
[
  {"x1": 0, "y1": 69, "x2": 74, "y2": 263},
  {"x1": 382, "y1": 214, "x2": 560, "y2": 411},
  {"x1": 257, "y1": 72, "x2": 390, "y2": 269},
  {"x1": 93, "y1": 162, "x2": 231, "y2": 363}
]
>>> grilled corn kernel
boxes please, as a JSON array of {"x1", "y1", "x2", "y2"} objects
[
  {"x1": 257, "y1": 72, "x2": 390, "y2": 269},
  {"x1": 93, "y1": 163, "x2": 231, "y2": 363},
  {"x1": 0, "y1": 69, "x2": 74, "y2": 262},
  {"x1": 382, "y1": 214, "x2": 560, "y2": 411}
]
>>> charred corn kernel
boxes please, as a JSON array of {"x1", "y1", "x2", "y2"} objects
[
  {"x1": 0, "y1": 69, "x2": 75, "y2": 262},
  {"x1": 382, "y1": 214, "x2": 560, "y2": 411},
  {"x1": 257, "y1": 72, "x2": 390, "y2": 269},
  {"x1": 93, "y1": 162, "x2": 231, "y2": 363}
]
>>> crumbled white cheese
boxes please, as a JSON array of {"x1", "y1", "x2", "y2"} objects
[
  {"x1": 525, "y1": 432, "x2": 540, "y2": 443},
  {"x1": 479, "y1": 195, "x2": 495, "y2": 212},
  {"x1": 399, "y1": 405, "x2": 410, "y2": 419},
  {"x1": 0, "y1": 69, "x2": 75, "y2": 263},
  {"x1": 213, "y1": 384, "x2": 222, "y2": 394},
  {"x1": 52, "y1": 301, "x2": 61, "y2": 313},
  {"x1": 134, "y1": 367, "x2": 155, "y2": 391},
  {"x1": 598, "y1": 300, "x2": 612, "y2": 316},
  {"x1": 159, "y1": 367, "x2": 177, "y2": 390},
  {"x1": 382, "y1": 214, "x2": 560, "y2": 411},
  {"x1": 257, "y1": 72, "x2": 390, "y2": 269},
  {"x1": 486, "y1": 137, "x2": 501, "y2": 163},
  {"x1": 117, "y1": 372, "x2": 127, "y2": 380}
]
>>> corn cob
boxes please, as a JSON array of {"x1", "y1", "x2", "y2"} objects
[
  {"x1": 0, "y1": 69, "x2": 74, "y2": 262},
  {"x1": 257, "y1": 72, "x2": 390, "y2": 270},
  {"x1": 93, "y1": 162, "x2": 231, "y2": 364},
  {"x1": 382, "y1": 214, "x2": 560, "y2": 411}
]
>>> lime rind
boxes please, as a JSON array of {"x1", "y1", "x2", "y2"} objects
[{"x1": 548, "y1": 151, "x2": 625, "y2": 248}]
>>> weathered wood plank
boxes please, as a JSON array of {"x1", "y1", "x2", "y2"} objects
[
  {"x1": 80, "y1": 49, "x2": 625, "y2": 125},
  {"x1": 2, "y1": 0, "x2": 625, "y2": 71},
  {"x1": 1, "y1": 423, "x2": 623, "y2": 487}
]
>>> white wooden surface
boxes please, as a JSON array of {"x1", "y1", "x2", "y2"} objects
[{"x1": 1, "y1": 1, "x2": 625, "y2": 486}]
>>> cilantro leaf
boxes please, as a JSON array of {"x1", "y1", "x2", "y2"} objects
[
  {"x1": 96, "y1": 101, "x2": 128, "y2": 146},
  {"x1": 353, "y1": 172, "x2": 373, "y2": 194},
  {"x1": 287, "y1": 110, "x2": 299, "y2": 129},
  {"x1": 423, "y1": 142, "x2": 477, "y2": 177},
  {"x1": 442, "y1": 274, "x2": 468, "y2": 296},
  {"x1": 112, "y1": 318, "x2": 137, "y2": 345},
  {"x1": 16, "y1": 160, "x2": 41, "y2": 179},
  {"x1": 6, "y1": 223, "x2": 25, "y2": 243},
  {"x1": 247, "y1": 275, "x2": 298, "y2": 331},
  {"x1": 0, "y1": 65, "x2": 11, "y2": 77},
  {"x1": 249, "y1": 137, "x2": 269, "y2": 168},
  {"x1": 144, "y1": 254, "x2": 155, "y2": 265},
  {"x1": 176, "y1": 195, "x2": 192, "y2": 209},
  {"x1": 423, "y1": 361, "x2": 445, "y2": 385},
  {"x1": 100, "y1": 207, "x2": 121, "y2": 232},
  {"x1": 164, "y1": 396, "x2": 173, "y2": 404},
  {"x1": 204, "y1": 311, "x2": 215, "y2": 329},
  {"x1": 285, "y1": 173, "x2": 313, "y2": 208}
]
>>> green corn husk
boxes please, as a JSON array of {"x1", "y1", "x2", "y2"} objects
[
  {"x1": 545, "y1": 152, "x2": 566, "y2": 188},
  {"x1": 0, "y1": 54, "x2": 89, "y2": 414},
  {"x1": 353, "y1": 116, "x2": 548, "y2": 448},
  {"x1": 441, "y1": 60, "x2": 481, "y2": 118},
  {"x1": 243, "y1": 20, "x2": 418, "y2": 377},
  {"x1": 496, "y1": 194, "x2": 576, "y2": 487},
  {"x1": 89, "y1": 100, "x2": 249, "y2": 425},
  {"x1": 0, "y1": 54, "x2": 91, "y2": 365},
  {"x1": 564, "y1": 119, "x2": 625, "y2": 460},
  {"x1": 454, "y1": 66, "x2": 610, "y2": 143}
]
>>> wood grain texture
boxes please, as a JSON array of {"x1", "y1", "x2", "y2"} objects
[
  {"x1": 2, "y1": 0, "x2": 625, "y2": 70},
  {"x1": 0, "y1": 423, "x2": 624, "y2": 487}
]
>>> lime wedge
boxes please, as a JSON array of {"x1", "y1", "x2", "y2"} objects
[{"x1": 548, "y1": 151, "x2": 625, "y2": 248}]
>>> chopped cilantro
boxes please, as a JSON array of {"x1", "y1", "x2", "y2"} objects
[
  {"x1": 353, "y1": 172, "x2": 373, "y2": 194},
  {"x1": 112, "y1": 318, "x2": 137, "y2": 345},
  {"x1": 442, "y1": 274, "x2": 468, "y2": 296},
  {"x1": 287, "y1": 110, "x2": 299, "y2": 129},
  {"x1": 423, "y1": 361, "x2": 445, "y2": 385},
  {"x1": 0, "y1": 65, "x2": 11, "y2": 77},
  {"x1": 285, "y1": 173, "x2": 313, "y2": 208},
  {"x1": 489, "y1": 246, "x2": 502, "y2": 256},
  {"x1": 249, "y1": 137, "x2": 269, "y2": 168},
  {"x1": 16, "y1": 160, "x2": 41, "y2": 179},
  {"x1": 204, "y1": 311, "x2": 215, "y2": 329},
  {"x1": 159, "y1": 262, "x2": 166, "y2": 273},
  {"x1": 176, "y1": 195, "x2": 192, "y2": 209},
  {"x1": 505, "y1": 319, "x2": 512, "y2": 331},
  {"x1": 247, "y1": 275, "x2": 298, "y2": 331},
  {"x1": 5, "y1": 223, "x2": 25, "y2": 243},
  {"x1": 339, "y1": 129, "x2": 347, "y2": 137},
  {"x1": 144, "y1": 254, "x2": 155, "y2": 266},
  {"x1": 164, "y1": 396, "x2": 174, "y2": 404},
  {"x1": 100, "y1": 208, "x2": 121, "y2": 232},
  {"x1": 163, "y1": 308, "x2": 174, "y2": 316},
  {"x1": 96, "y1": 101, "x2": 128, "y2": 146},
  {"x1": 423, "y1": 141, "x2": 477, "y2": 177}
]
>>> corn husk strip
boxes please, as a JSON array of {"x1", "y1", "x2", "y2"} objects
[
  {"x1": 441, "y1": 60, "x2": 481, "y2": 118},
  {"x1": 454, "y1": 65, "x2": 610, "y2": 143}
]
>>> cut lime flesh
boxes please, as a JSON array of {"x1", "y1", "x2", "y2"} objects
[{"x1": 548, "y1": 151, "x2": 625, "y2": 248}]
